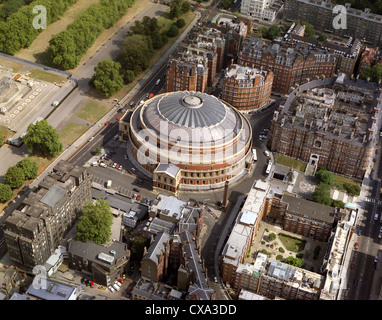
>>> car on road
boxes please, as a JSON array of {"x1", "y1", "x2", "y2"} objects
[
  {"x1": 379, "y1": 233, "x2": 382, "y2": 239},
  {"x1": 380, "y1": 226, "x2": 382, "y2": 233},
  {"x1": 108, "y1": 286, "x2": 115, "y2": 293},
  {"x1": 105, "y1": 121, "x2": 110, "y2": 125},
  {"x1": 88, "y1": 137, "x2": 94, "y2": 142},
  {"x1": 116, "y1": 116, "x2": 121, "y2": 120},
  {"x1": 354, "y1": 242, "x2": 359, "y2": 250},
  {"x1": 148, "y1": 93, "x2": 154, "y2": 99},
  {"x1": 133, "y1": 188, "x2": 140, "y2": 192},
  {"x1": 124, "y1": 155, "x2": 127, "y2": 160},
  {"x1": 357, "y1": 229, "x2": 361, "y2": 236},
  {"x1": 264, "y1": 150, "x2": 270, "y2": 157},
  {"x1": 350, "y1": 262, "x2": 355, "y2": 269},
  {"x1": 99, "y1": 163, "x2": 107, "y2": 168},
  {"x1": 129, "y1": 101, "x2": 135, "y2": 107},
  {"x1": 156, "y1": 79, "x2": 160, "y2": 85},
  {"x1": 137, "y1": 194, "x2": 141, "y2": 201},
  {"x1": 374, "y1": 256, "x2": 378, "y2": 263},
  {"x1": 264, "y1": 128, "x2": 270, "y2": 132},
  {"x1": 354, "y1": 279, "x2": 358, "y2": 287},
  {"x1": 214, "y1": 277, "x2": 218, "y2": 283}
]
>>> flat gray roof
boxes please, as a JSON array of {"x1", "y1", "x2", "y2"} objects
[
  {"x1": 282, "y1": 194, "x2": 335, "y2": 223},
  {"x1": 40, "y1": 185, "x2": 66, "y2": 208}
]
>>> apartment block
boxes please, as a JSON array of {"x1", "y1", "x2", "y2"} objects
[
  {"x1": 283, "y1": 0, "x2": 382, "y2": 47},
  {"x1": 284, "y1": 23, "x2": 362, "y2": 77},
  {"x1": 165, "y1": 51, "x2": 209, "y2": 93},
  {"x1": 268, "y1": 74, "x2": 382, "y2": 180},
  {"x1": 240, "y1": 0, "x2": 283, "y2": 22},
  {"x1": 238, "y1": 36, "x2": 336, "y2": 94},
  {"x1": 4, "y1": 160, "x2": 91, "y2": 271},
  {"x1": 222, "y1": 63, "x2": 273, "y2": 111}
]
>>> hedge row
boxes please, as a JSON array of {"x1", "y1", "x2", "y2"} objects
[
  {"x1": 48, "y1": 0, "x2": 135, "y2": 70},
  {"x1": 0, "y1": 0, "x2": 78, "y2": 55}
]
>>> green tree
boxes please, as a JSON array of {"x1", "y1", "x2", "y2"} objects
[
  {"x1": 222, "y1": 0, "x2": 233, "y2": 9},
  {"x1": 267, "y1": 25, "x2": 281, "y2": 40},
  {"x1": 118, "y1": 34, "x2": 154, "y2": 75},
  {"x1": 317, "y1": 34, "x2": 327, "y2": 42},
  {"x1": 92, "y1": 59, "x2": 124, "y2": 97},
  {"x1": 0, "y1": 183, "x2": 13, "y2": 203},
  {"x1": 181, "y1": 0, "x2": 191, "y2": 13},
  {"x1": 4, "y1": 166, "x2": 25, "y2": 189},
  {"x1": 23, "y1": 119, "x2": 63, "y2": 158},
  {"x1": 0, "y1": 135, "x2": 4, "y2": 147},
  {"x1": 169, "y1": 0, "x2": 183, "y2": 19},
  {"x1": 167, "y1": 24, "x2": 179, "y2": 37},
  {"x1": 175, "y1": 18, "x2": 186, "y2": 29},
  {"x1": 48, "y1": 31, "x2": 80, "y2": 70},
  {"x1": 315, "y1": 167, "x2": 334, "y2": 186},
  {"x1": 361, "y1": 63, "x2": 382, "y2": 83},
  {"x1": 301, "y1": 21, "x2": 315, "y2": 38},
  {"x1": 122, "y1": 69, "x2": 135, "y2": 84},
  {"x1": 76, "y1": 199, "x2": 113, "y2": 244},
  {"x1": 312, "y1": 183, "x2": 332, "y2": 206},
  {"x1": 284, "y1": 256, "x2": 303, "y2": 267},
  {"x1": 16, "y1": 158, "x2": 38, "y2": 180}
]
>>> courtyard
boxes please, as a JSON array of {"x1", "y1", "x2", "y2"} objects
[{"x1": 245, "y1": 220, "x2": 329, "y2": 274}]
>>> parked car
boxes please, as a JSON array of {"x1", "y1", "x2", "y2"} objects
[
  {"x1": 99, "y1": 163, "x2": 107, "y2": 168},
  {"x1": 137, "y1": 194, "x2": 141, "y2": 201},
  {"x1": 118, "y1": 165, "x2": 123, "y2": 171},
  {"x1": 354, "y1": 242, "x2": 359, "y2": 250},
  {"x1": 88, "y1": 137, "x2": 94, "y2": 142},
  {"x1": 118, "y1": 278, "x2": 124, "y2": 284},
  {"x1": 108, "y1": 286, "x2": 115, "y2": 293},
  {"x1": 133, "y1": 188, "x2": 140, "y2": 192},
  {"x1": 115, "y1": 164, "x2": 120, "y2": 169},
  {"x1": 264, "y1": 150, "x2": 270, "y2": 157},
  {"x1": 214, "y1": 277, "x2": 218, "y2": 283},
  {"x1": 105, "y1": 121, "x2": 110, "y2": 125}
]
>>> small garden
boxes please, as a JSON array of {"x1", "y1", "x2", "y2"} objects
[{"x1": 256, "y1": 228, "x2": 322, "y2": 272}]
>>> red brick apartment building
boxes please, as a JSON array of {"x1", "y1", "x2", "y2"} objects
[
  {"x1": 268, "y1": 76, "x2": 382, "y2": 180},
  {"x1": 222, "y1": 63, "x2": 273, "y2": 111},
  {"x1": 165, "y1": 52, "x2": 209, "y2": 93},
  {"x1": 238, "y1": 37, "x2": 336, "y2": 94}
]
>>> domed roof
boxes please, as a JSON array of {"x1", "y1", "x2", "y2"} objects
[
  {"x1": 133, "y1": 91, "x2": 251, "y2": 146},
  {"x1": 156, "y1": 91, "x2": 227, "y2": 128}
]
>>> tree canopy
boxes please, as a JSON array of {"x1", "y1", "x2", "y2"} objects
[
  {"x1": 0, "y1": 183, "x2": 13, "y2": 203},
  {"x1": 92, "y1": 59, "x2": 124, "y2": 97},
  {"x1": 23, "y1": 119, "x2": 63, "y2": 158},
  {"x1": 16, "y1": 158, "x2": 38, "y2": 180},
  {"x1": 76, "y1": 199, "x2": 114, "y2": 244},
  {"x1": 4, "y1": 166, "x2": 25, "y2": 189}
]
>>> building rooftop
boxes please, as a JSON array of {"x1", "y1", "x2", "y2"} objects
[
  {"x1": 40, "y1": 185, "x2": 66, "y2": 208},
  {"x1": 282, "y1": 194, "x2": 336, "y2": 224},
  {"x1": 26, "y1": 278, "x2": 80, "y2": 300}
]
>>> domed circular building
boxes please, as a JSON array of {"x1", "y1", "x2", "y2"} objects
[{"x1": 127, "y1": 91, "x2": 253, "y2": 193}]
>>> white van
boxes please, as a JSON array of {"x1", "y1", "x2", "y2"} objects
[{"x1": 106, "y1": 180, "x2": 112, "y2": 188}]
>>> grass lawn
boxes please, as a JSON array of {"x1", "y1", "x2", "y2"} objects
[
  {"x1": 333, "y1": 174, "x2": 361, "y2": 187},
  {"x1": 76, "y1": 100, "x2": 113, "y2": 123},
  {"x1": 59, "y1": 122, "x2": 89, "y2": 146},
  {"x1": 278, "y1": 233, "x2": 307, "y2": 253},
  {"x1": 0, "y1": 125, "x2": 15, "y2": 140},
  {"x1": 28, "y1": 69, "x2": 67, "y2": 84},
  {"x1": 275, "y1": 155, "x2": 307, "y2": 172}
]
